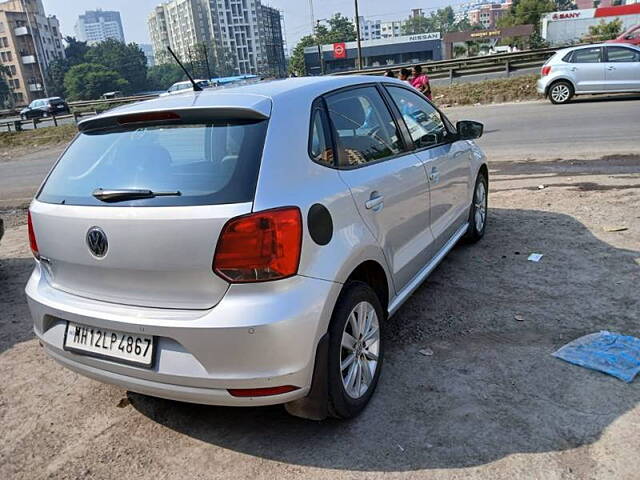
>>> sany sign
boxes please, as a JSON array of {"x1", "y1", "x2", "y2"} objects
[
  {"x1": 333, "y1": 42, "x2": 347, "y2": 59},
  {"x1": 546, "y1": 8, "x2": 596, "y2": 21},
  {"x1": 552, "y1": 12, "x2": 581, "y2": 20}
]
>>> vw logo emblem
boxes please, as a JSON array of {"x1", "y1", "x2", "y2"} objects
[{"x1": 86, "y1": 227, "x2": 108, "y2": 258}]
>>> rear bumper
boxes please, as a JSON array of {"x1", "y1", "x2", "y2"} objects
[
  {"x1": 26, "y1": 263, "x2": 342, "y2": 406},
  {"x1": 536, "y1": 78, "x2": 548, "y2": 95}
]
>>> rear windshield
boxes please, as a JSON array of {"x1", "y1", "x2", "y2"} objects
[
  {"x1": 49, "y1": 98, "x2": 64, "y2": 105},
  {"x1": 38, "y1": 120, "x2": 268, "y2": 207}
]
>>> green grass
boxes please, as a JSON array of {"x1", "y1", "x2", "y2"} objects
[
  {"x1": 433, "y1": 74, "x2": 541, "y2": 106},
  {"x1": 0, "y1": 123, "x2": 77, "y2": 150}
]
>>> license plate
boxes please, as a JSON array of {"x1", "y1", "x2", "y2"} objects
[{"x1": 64, "y1": 322, "x2": 154, "y2": 368}]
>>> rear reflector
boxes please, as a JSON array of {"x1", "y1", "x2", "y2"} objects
[
  {"x1": 213, "y1": 207, "x2": 302, "y2": 283},
  {"x1": 228, "y1": 385, "x2": 300, "y2": 397},
  {"x1": 27, "y1": 210, "x2": 39, "y2": 259},
  {"x1": 117, "y1": 111, "x2": 181, "y2": 125},
  {"x1": 541, "y1": 65, "x2": 552, "y2": 76}
]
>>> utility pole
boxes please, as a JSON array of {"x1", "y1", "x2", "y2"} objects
[
  {"x1": 354, "y1": 0, "x2": 363, "y2": 71},
  {"x1": 316, "y1": 20, "x2": 325, "y2": 76}
]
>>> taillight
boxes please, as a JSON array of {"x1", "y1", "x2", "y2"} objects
[
  {"x1": 541, "y1": 65, "x2": 552, "y2": 76},
  {"x1": 228, "y1": 385, "x2": 299, "y2": 397},
  {"x1": 213, "y1": 207, "x2": 302, "y2": 283},
  {"x1": 27, "y1": 210, "x2": 39, "y2": 259}
]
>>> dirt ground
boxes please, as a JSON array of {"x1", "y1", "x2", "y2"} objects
[{"x1": 1, "y1": 138, "x2": 640, "y2": 477}]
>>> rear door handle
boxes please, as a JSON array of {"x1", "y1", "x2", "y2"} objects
[
  {"x1": 607, "y1": 66, "x2": 616, "y2": 71},
  {"x1": 365, "y1": 193, "x2": 384, "y2": 211},
  {"x1": 570, "y1": 67, "x2": 577, "y2": 72}
]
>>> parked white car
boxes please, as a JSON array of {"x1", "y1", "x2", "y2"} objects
[
  {"x1": 160, "y1": 79, "x2": 211, "y2": 96},
  {"x1": 537, "y1": 43, "x2": 640, "y2": 104}
]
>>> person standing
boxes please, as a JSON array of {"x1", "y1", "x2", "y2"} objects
[
  {"x1": 384, "y1": 69, "x2": 396, "y2": 78},
  {"x1": 411, "y1": 65, "x2": 432, "y2": 100},
  {"x1": 399, "y1": 68, "x2": 412, "y2": 84}
]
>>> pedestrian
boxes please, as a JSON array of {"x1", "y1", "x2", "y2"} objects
[
  {"x1": 399, "y1": 68, "x2": 412, "y2": 84},
  {"x1": 384, "y1": 69, "x2": 396, "y2": 78},
  {"x1": 411, "y1": 65, "x2": 432, "y2": 100}
]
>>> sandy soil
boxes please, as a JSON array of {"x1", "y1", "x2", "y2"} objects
[{"x1": 1, "y1": 154, "x2": 639, "y2": 479}]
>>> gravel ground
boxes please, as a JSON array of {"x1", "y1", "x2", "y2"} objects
[{"x1": 1, "y1": 131, "x2": 639, "y2": 477}]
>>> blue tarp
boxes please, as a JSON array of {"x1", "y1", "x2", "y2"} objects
[{"x1": 553, "y1": 331, "x2": 640, "y2": 382}]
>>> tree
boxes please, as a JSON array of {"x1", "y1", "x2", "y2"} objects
[
  {"x1": 288, "y1": 15, "x2": 357, "y2": 76},
  {"x1": 584, "y1": 18, "x2": 623, "y2": 42},
  {"x1": 63, "y1": 63, "x2": 129, "y2": 100},
  {"x1": 45, "y1": 58, "x2": 69, "y2": 97},
  {"x1": 147, "y1": 64, "x2": 186, "y2": 91},
  {"x1": 63, "y1": 36, "x2": 90, "y2": 65},
  {"x1": 84, "y1": 39, "x2": 148, "y2": 94},
  {"x1": 497, "y1": 0, "x2": 555, "y2": 33},
  {"x1": 0, "y1": 64, "x2": 13, "y2": 108},
  {"x1": 402, "y1": 14, "x2": 431, "y2": 35}
]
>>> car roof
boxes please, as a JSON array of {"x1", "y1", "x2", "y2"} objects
[
  {"x1": 557, "y1": 42, "x2": 640, "y2": 53},
  {"x1": 96, "y1": 76, "x2": 390, "y2": 118}
]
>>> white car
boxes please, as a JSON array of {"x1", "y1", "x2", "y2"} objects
[
  {"x1": 160, "y1": 79, "x2": 210, "y2": 96},
  {"x1": 537, "y1": 43, "x2": 640, "y2": 104}
]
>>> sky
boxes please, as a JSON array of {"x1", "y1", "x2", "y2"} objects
[{"x1": 42, "y1": 0, "x2": 466, "y2": 51}]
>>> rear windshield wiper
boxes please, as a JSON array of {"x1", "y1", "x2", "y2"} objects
[{"x1": 92, "y1": 188, "x2": 182, "y2": 203}]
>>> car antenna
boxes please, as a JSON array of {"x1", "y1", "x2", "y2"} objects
[{"x1": 167, "y1": 46, "x2": 202, "y2": 92}]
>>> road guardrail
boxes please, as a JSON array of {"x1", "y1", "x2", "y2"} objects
[{"x1": 333, "y1": 46, "x2": 559, "y2": 82}]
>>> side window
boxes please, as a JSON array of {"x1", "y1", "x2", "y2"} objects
[
  {"x1": 386, "y1": 86, "x2": 449, "y2": 149},
  {"x1": 570, "y1": 47, "x2": 602, "y2": 64},
  {"x1": 325, "y1": 86, "x2": 402, "y2": 167},
  {"x1": 308, "y1": 103, "x2": 334, "y2": 166},
  {"x1": 607, "y1": 47, "x2": 639, "y2": 63}
]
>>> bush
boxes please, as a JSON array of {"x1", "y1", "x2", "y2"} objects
[{"x1": 63, "y1": 63, "x2": 129, "y2": 101}]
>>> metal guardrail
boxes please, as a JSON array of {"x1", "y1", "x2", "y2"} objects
[
  {"x1": 0, "y1": 111, "x2": 97, "y2": 133},
  {"x1": 333, "y1": 46, "x2": 559, "y2": 82}
]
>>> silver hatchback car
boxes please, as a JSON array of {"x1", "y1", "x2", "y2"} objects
[
  {"x1": 537, "y1": 43, "x2": 640, "y2": 104},
  {"x1": 26, "y1": 76, "x2": 488, "y2": 420}
]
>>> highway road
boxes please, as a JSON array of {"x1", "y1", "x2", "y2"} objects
[{"x1": 0, "y1": 94, "x2": 639, "y2": 208}]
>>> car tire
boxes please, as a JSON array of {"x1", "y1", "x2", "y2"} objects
[
  {"x1": 463, "y1": 171, "x2": 488, "y2": 243},
  {"x1": 548, "y1": 81, "x2": 574, "y2": 105},
  {"x1": 327, "y1": 281, "x2": 384, "y2": 419}
]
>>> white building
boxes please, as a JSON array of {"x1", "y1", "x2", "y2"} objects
[
  {"x1": 356, "y1": 16, "x2": 381, "y2": 40},
  {"x1": 380, "y1": 20, "x2": 402, "y2": 38},
  {"x1": 74, "y1": 9, "x2": 125, "y2": 45}
]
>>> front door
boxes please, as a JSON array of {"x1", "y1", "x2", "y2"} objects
[
  {"x1": 325, "y1": 85, "x2": 433, "y2": 291},
  {"x1": 604, "y1": 46, "x2": 640, "y2": 91},
  {"x1": 384, "y1": 85, "x2": 472, "y2": 251}
]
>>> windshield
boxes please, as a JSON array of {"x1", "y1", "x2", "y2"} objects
[{"x1": 38, "y1": 120, "x2": 268, "y2": 207}]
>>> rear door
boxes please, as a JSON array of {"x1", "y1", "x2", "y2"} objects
[
  {"x1": 325, "y1": 85, "x2": 433, "y2": 290},
  {"x1": 604, "y1": 46, "x2": 640, "y2": 91},
  {"x1": 31, "y1": 115, "x2": 269, "y2": 310},
  {"x1": 384, "y1": 85, "x2": 472, "y2": 252},
  {"x1": 567, "y1": 47, "x2": 605, "y2": 92}
]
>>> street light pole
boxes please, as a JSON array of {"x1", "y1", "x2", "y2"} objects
[{"x1": 354, "y1": 0, "x2": 363, "y2": 70}]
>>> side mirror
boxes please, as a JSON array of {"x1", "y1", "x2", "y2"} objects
[{"x1": 456, "y1": 120, "x2": 484, "y2": 140}]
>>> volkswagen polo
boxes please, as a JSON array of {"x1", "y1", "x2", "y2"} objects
[{"x1": 26, "y1": 76, "x2": 488, "y2": 419}]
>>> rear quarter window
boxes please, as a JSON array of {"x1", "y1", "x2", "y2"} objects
[{"x1": 38, "y1": 120, "x2": 268, "y2": 207}]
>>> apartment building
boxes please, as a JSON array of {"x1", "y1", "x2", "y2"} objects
[
  {"x1": 356, "y1": 16, "x2": 382, "y2": 40},
  {"x1": 75, "y1": 10, "x2": 125, "y2": 45},
  {"x1": 260, "y1": 5, "x2": 286, "y2": 77},
  {"x1": 148, "y1": 0, "x2": 211, "y2": 65},
  {"x1": 468, "y1": 2, "x2": 511, "y2": 29},
  {"x1": 380, "y1": 20, "x2": 402, "y2": 39},
  {"x1": 0, "y1": 0, "x2": 64, "y2": 106},
  {"x1": 148, "y1": 0, "x2": 286, "y2": 76}
]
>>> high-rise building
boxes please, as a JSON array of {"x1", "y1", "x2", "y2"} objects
[
  {"x1": 148, "y1": 0, "x2": 286, "y2": 76},
  {"x1": 0, "y1": 0, "x2": 65, "y2": 106},
  {"x1": 260, "y1": 5, "x2": 286, "y2": 77},
  {"x1": 139, "y1": 43, "x2": 156, "y2": 67},
  {"x1": 75, "y1": 9, "x2": 125, "y2": 45}
]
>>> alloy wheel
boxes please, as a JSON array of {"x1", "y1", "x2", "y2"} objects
[
  {"x1": 474, "y1": 180, "x2": 487, "y2": 232},
  {"x1": 551, "y1": 84, "x2": 570, "y2": 103},
  {"x1": 340, "y1": 301, "x2": 380, "y2": 399}
]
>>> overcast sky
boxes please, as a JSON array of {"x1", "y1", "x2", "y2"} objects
[{"x1": 42, "y1": 0, "x2": 465, "y2": 50}]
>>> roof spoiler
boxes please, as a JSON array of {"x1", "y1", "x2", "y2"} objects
[{"x1": 78, "y1": 105, "x2": 270, "y2": 133}]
